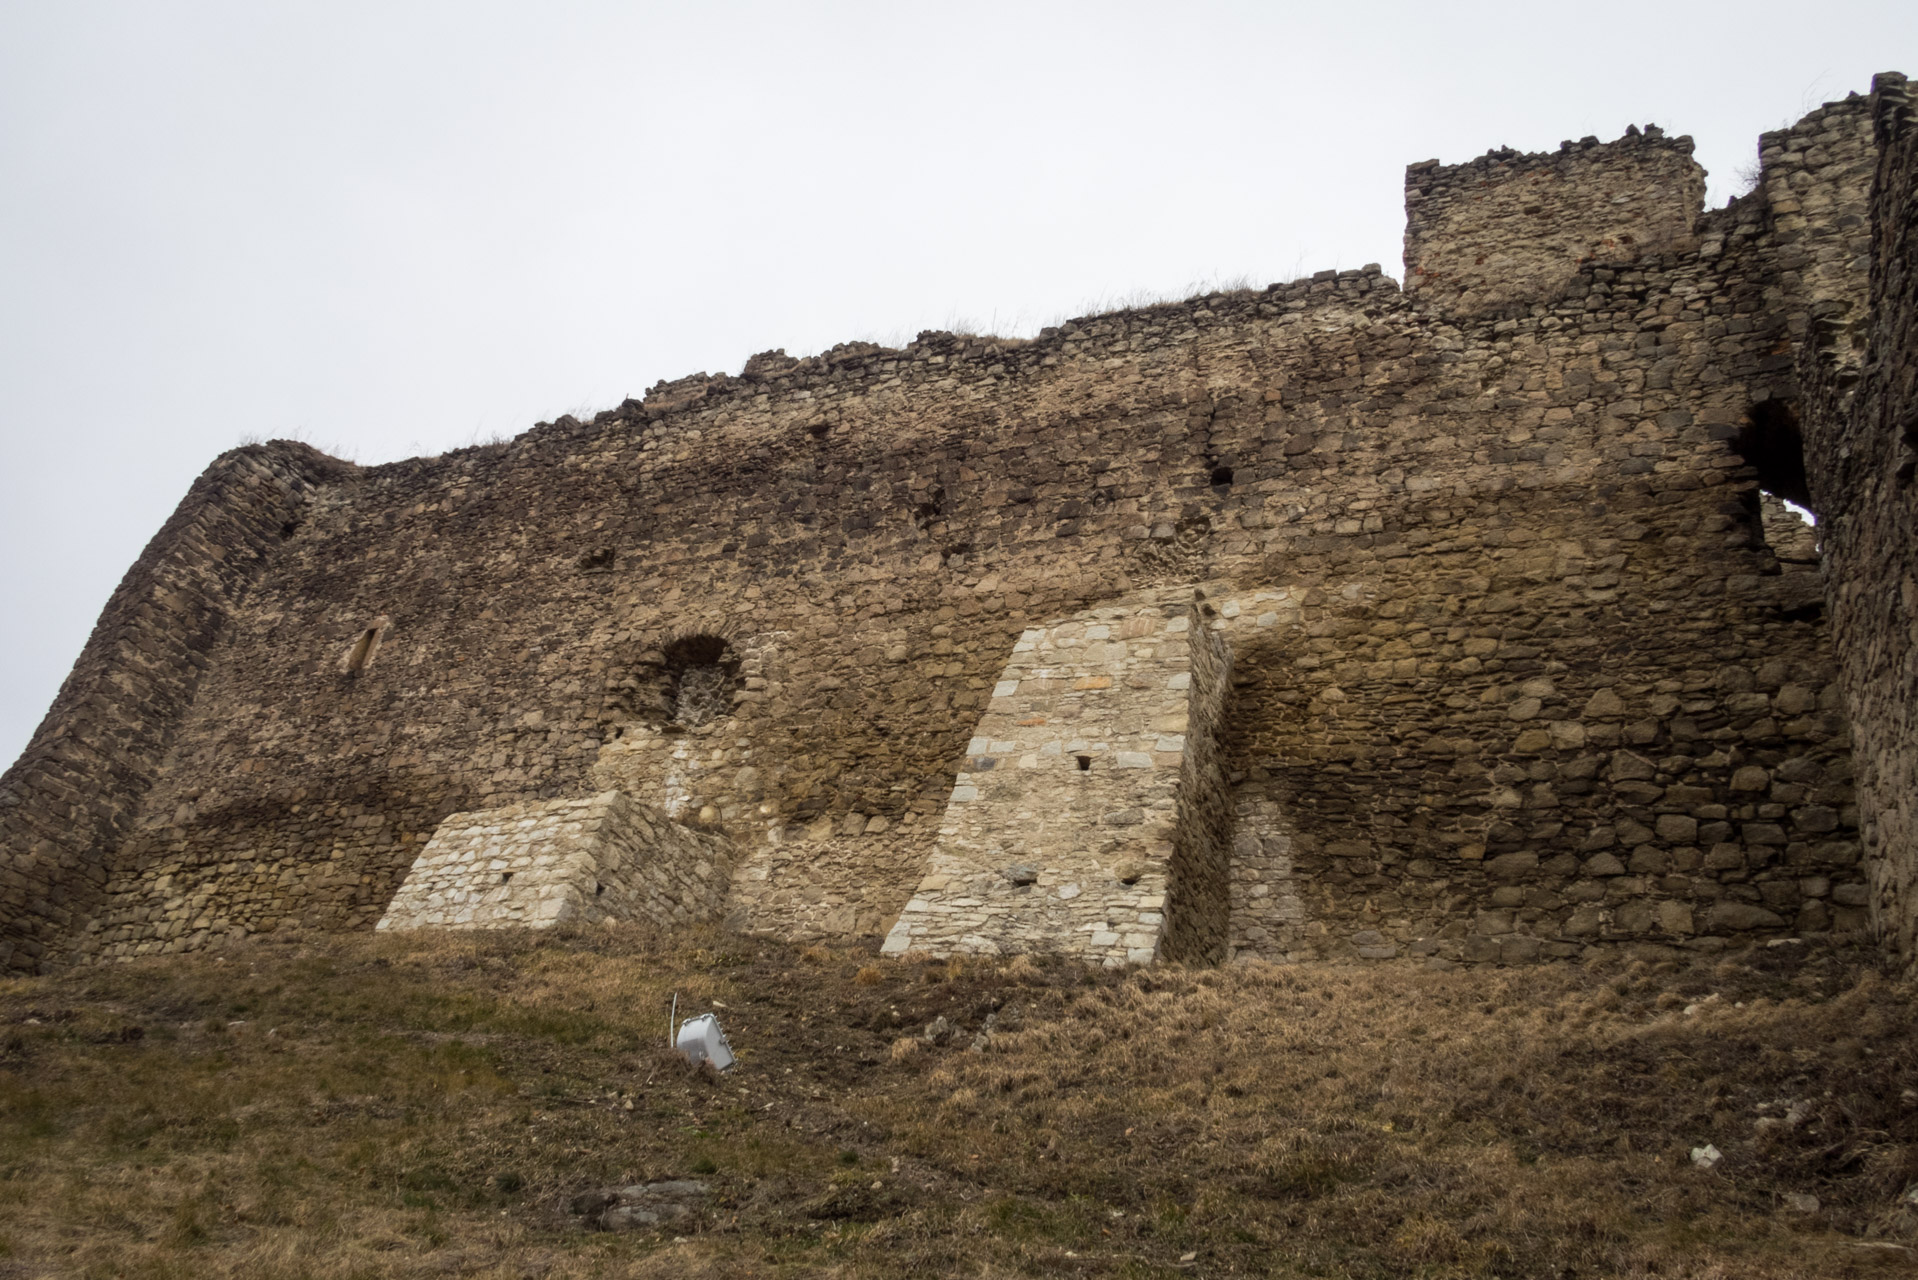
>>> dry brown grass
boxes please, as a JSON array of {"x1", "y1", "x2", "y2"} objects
[{"x1": 2, "y1": 927, "x2": 1916, "y2": 1277}]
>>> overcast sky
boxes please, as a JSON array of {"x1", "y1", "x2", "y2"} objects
[{"x1": 2, "y1": 1, "x2": 1912, "y2": 768}]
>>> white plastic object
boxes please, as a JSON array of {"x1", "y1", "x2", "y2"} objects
[{"x1": 675, "y1": 1013, "x2": 735, "y2": 1071}]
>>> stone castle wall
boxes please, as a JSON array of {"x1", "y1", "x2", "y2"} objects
[
  {"x1": 8, "y1": 76, "x2": 1917, "y2": 972},
  {"x1": 1404, "y1": 127, "x2": 1707, "y2": 318},
  {"x1": 1801, "y1": 73, "x2": 1918, "y2": 966},
  {"x1": 0, "y1": 443, "x2": 354, "y2": 971}
]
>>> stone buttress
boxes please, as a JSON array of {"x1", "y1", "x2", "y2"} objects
[
  {"x1": 376, "y1": 790, "x2": 734, "y2": 932},
  {"x1": 881, "y1": 590, "x2": 1230, "y2": 964}
]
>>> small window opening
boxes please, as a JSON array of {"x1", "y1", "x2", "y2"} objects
[
  {"x1": 340, "y1": 618, "x2": 388, "y2": 675},
  {"x1": 1209, "y1": 465, "x2": 1234, "y2": 488},
  {"x1": 663, "y1": 634, "x2": 739, "y2": 728},
  {"x1": 344, "y1": 630, "x2": 377, "y2": 672},
  {"x1": 1076, "y1": 755, "x2": 1093, "y2": 771},
  {"x1": 500, "y1": 872, "x2": 513, "y2": 884},
  {"x1": 595, "y1": 882, "x2": 605, "y2": 897}
]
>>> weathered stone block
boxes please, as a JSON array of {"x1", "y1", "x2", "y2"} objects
[
  {"x1": 377, "y1": 791, "x2": 735, "y2": 933},
  {"x1": 1706, "y1": 901, "x2": 1788, "y2": 932}
]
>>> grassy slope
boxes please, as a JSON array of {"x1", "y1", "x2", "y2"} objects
[{"x1": 2, "y1": 928, "x2": 1917, "y2": 1279}]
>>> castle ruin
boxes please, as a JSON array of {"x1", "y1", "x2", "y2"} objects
[{"x1": 4, "y1": 73, "x2": 1916, "y2": 973}]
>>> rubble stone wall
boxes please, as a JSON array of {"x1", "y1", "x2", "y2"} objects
[
  {"x1": 1802, "y1": 73, "x2": 1918, "y2": 966},
  {"x1": 1212, "y1": 494, "x2": 1855, "y2": 967},
  {"x1": 1404, "y1": 128, "x2": 1706, "y2": 319},
  {"x1": 376, "y1": 790, "x2": 735, "y2": 933},
  {"x1": 0, "y1": 443, "x2": 353, "y2": 971},
  {"x1": 7, "y1": 77, "x2": 1914, "y2": 970},
  {"x1": 1161, "y1": 597, "x2": 1234, "y2": 963},
  {"x1": 1753, "y1": 96, "x2": 1884, "y2": 334}
]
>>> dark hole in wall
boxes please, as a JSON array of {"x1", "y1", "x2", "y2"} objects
[
  {"x1": 1076, "y1": 755, "x2": 1092, "y2": 771},
  {"x1": 1209, "y1": 465, "x2": 1235, "y2": 488},
  {"x1": 663, "y1": 634, "x2": 739, "y2": 728},
  {"x1": 911, "y1": 485, "x2": 947, "y2": 530},
  {"x1": 1732, "y1": 399, "x2": 1815, "y2": 511},
  {"x1": 1731, "y1": 399, "x2": 1822, "y2": 570}
]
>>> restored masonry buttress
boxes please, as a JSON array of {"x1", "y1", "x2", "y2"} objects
[{"x1": 6, "y1": 73, "x2": 1918, "y2": 973}]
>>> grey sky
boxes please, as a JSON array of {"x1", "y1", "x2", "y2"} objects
[{"x1": 2, "y1": 1, "x2": 1912, "y2": 768}]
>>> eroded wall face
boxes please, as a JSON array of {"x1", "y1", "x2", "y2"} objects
[
  {"x1": 1404, "y1": 130, "x2": 1706, "y2": 319},
  {"x1": 0, "y1": 444, "x2": 350, "y2": 972},
  {"x1": 1803, "y1": 75, "x2": 1918, "y2": 966},
  {"x1": 1216, "y1": 493, "x2": 1852, "y2": 966},
  {"x1": 11, "y1": 83, "x2": 1901, "y2": 968}
]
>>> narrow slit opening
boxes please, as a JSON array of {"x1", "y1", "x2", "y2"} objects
[
  {"x1": 1076, "y1": 755, "x2": 1093, "y2": 771},
  {"x1": 343, "y1": 628, "x2": 378, "y2": 674}
]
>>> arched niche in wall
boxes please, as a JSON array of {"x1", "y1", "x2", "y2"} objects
[
  {"x1": 599, "y1": 633, "x2": 742, "y2": 738},
  {"x1": 662, "y1": 634, "x2": 740, "y2": 728}
]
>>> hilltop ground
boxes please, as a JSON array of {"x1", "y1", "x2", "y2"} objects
[{"x1": 2, "y1": 927, "x2": 1917, "y2": 1279}]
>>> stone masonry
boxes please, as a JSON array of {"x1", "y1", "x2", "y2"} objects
[
  {"x1": 880, "y1": 591, "x2": 1228, "y2": 965},
  {"x1": 1801, "y1": 74, "x2": 1918, "y2": 966},
  {"x1": 0, "y1": 443, "x2": 354, "y2": 970},
  {"x1": 377, "y1": 790, "x2": 734, "y2": 933},
  {"x1": 1405, "y1": 125, "x2": 1707, "y2": 319},
  {"x1": 7, "y1": 73, "x2": 1918, "y2": 973}
]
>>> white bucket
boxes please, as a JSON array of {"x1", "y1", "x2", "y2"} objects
[{"x1": 674, "y1": 1012, "x2": 735, "y2": 1071}]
